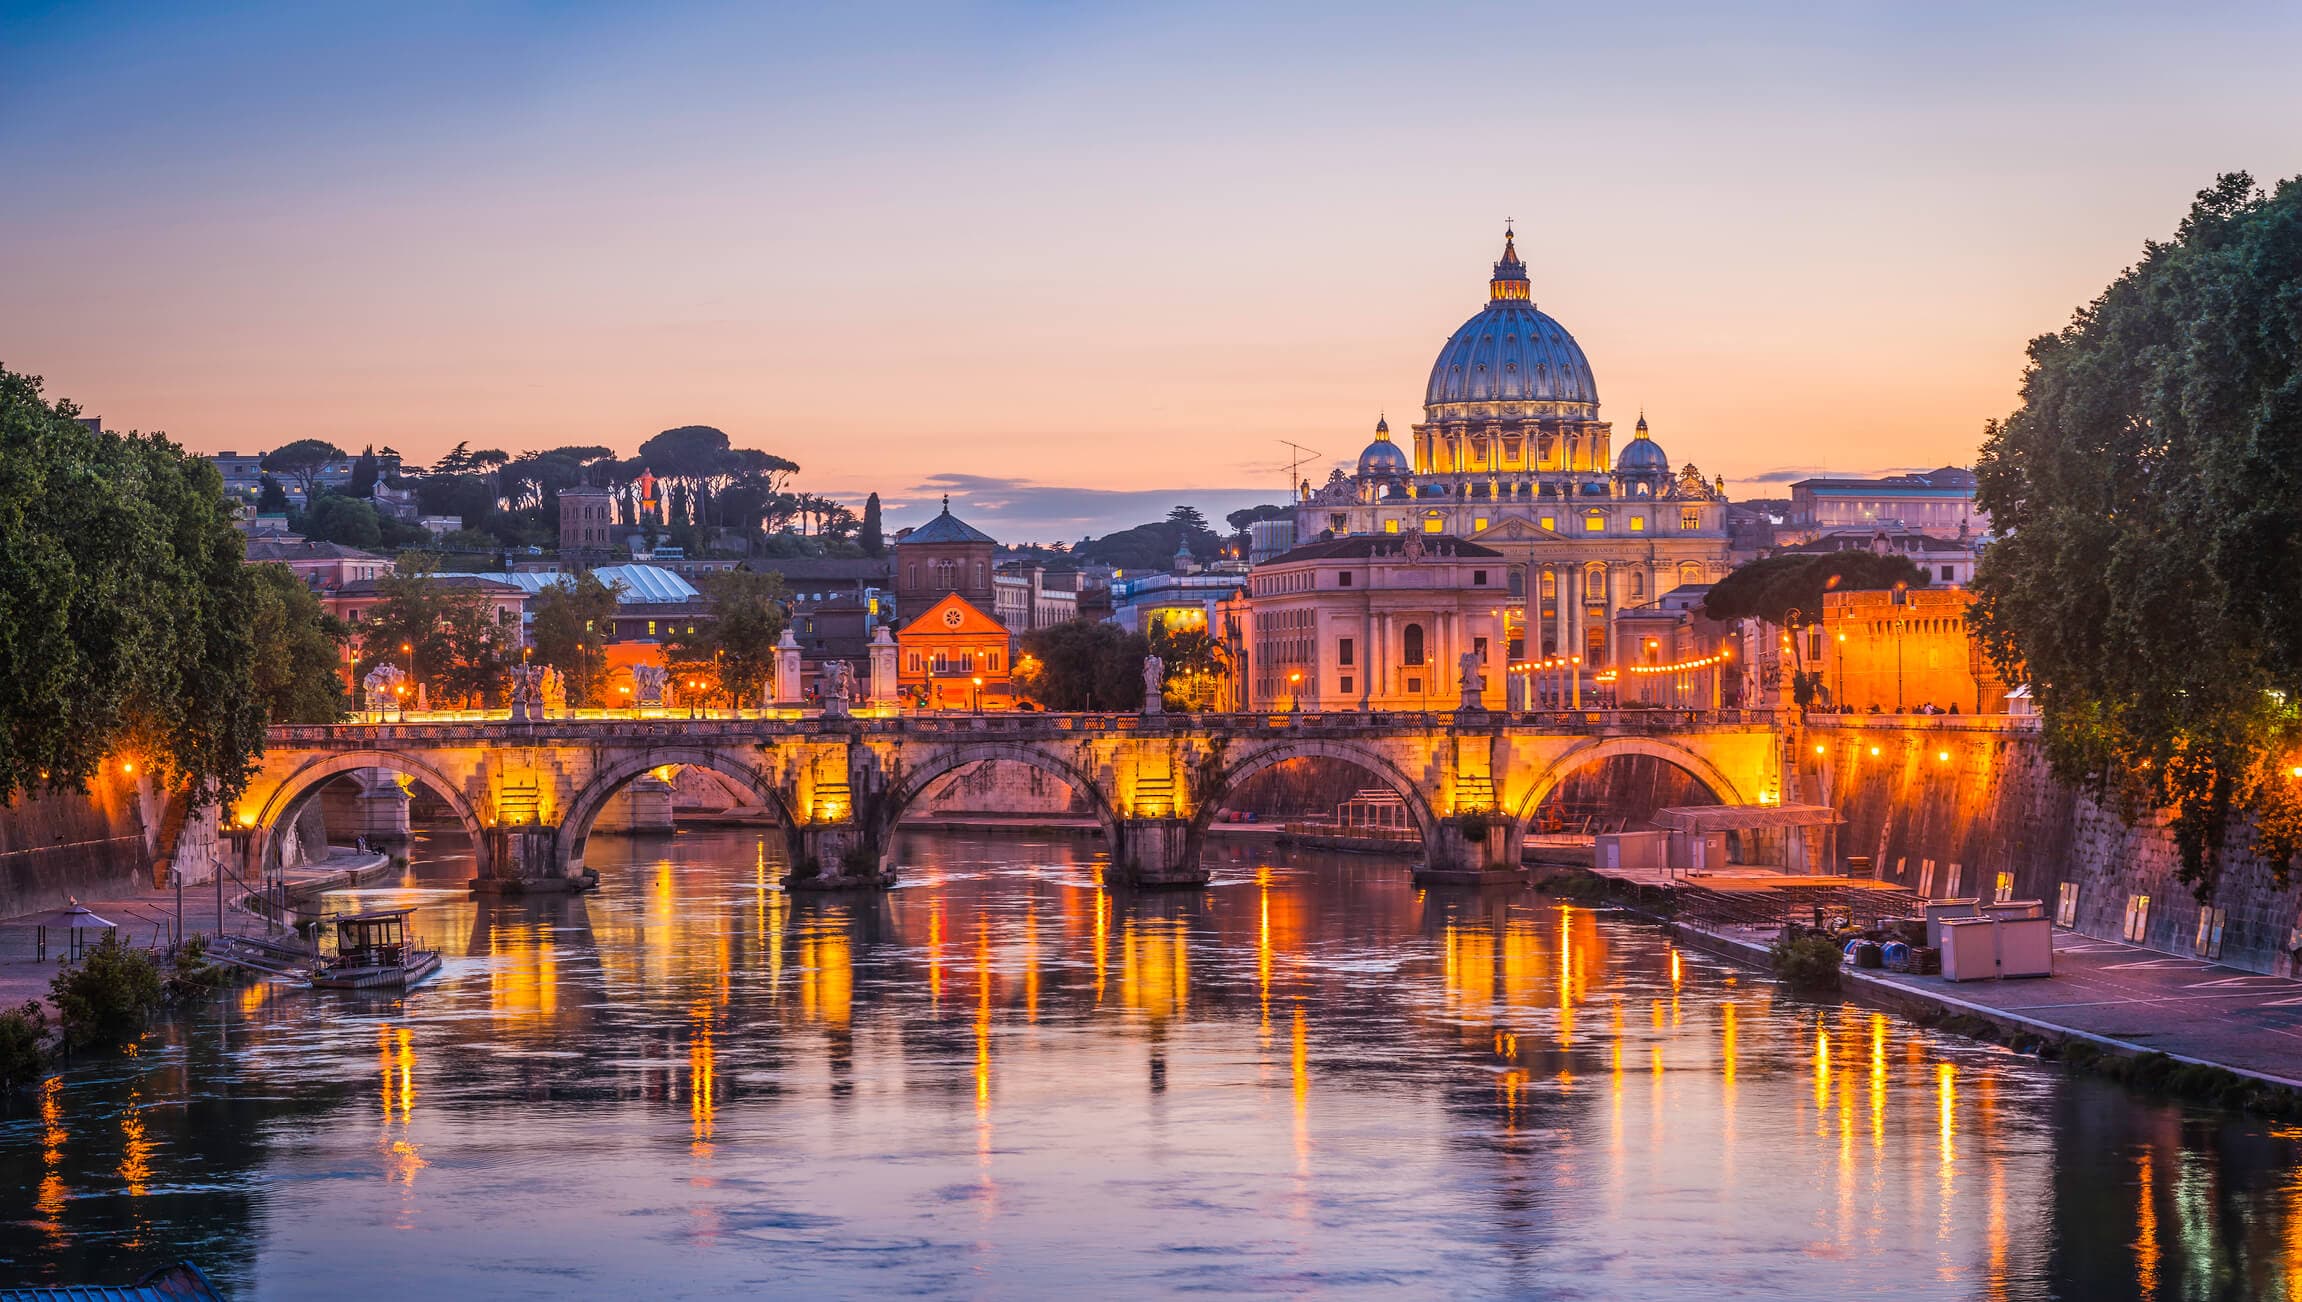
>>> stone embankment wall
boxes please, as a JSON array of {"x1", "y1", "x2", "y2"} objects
[
  {"x1": 1802, "y1": 716, "x2": 2302, "y2": 975},
  {"x1": 0, "y1": 771, "x2": 153, "y2": 916}
]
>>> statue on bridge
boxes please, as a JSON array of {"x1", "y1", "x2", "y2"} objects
[
  {"x1": 361, "y1": 663, "x2": 409, "y2": 716},
  {"x1": 1141, "y1": 653, "x2": 1165, "y2": 716},
  {"x1": 508, "y1": 661, "x2": 540, "y2": 722},
  {"x1": 1458, "y1": 650, "x2": 1487, "y2": 712},
  {"x1": 819, "y1": 660, "x2": 854, "y2": 719},
  {"x1": 539, "y1": 667, "x2": 566, "y2": 716},
  {"x1": 632, "y1": 663, "x2": 668, "y2": 707}
]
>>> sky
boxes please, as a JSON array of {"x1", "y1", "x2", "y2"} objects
[{"x1": 4, "y1": 1, "x2": 2298, "y2": 540}]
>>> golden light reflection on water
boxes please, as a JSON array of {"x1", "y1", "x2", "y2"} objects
[
  {"x1": 40, "y1": 836, "x2": 2302, "y2": 1297},
  {"x1": 2137, "y1": 1147, "x2": 2161, "y2": 1296},
  {"x1": 689, "y1": 1000, "x2": 716, "y2": 1155}
]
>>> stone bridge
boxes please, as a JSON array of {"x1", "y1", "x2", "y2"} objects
[{"x1": 215, "y1": 710, "x2": 1786, "y2": 892}]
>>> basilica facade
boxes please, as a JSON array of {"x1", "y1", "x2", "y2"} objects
[{"x1": 1290, "y1": 227, "x2": 1733, "y2": 667}]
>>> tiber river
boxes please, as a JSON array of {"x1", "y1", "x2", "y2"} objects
[{"x1": 5, "y1": 826, "x2": 2302, "y2": 1299}]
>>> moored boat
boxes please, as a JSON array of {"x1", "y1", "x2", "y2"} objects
[{"x1": 310, "y1": 908, "x2": 442, "y2": 989}]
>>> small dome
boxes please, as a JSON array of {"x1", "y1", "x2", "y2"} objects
[
  {"x1": 1615, "y1": 417, "x2": 1669, "y2": 473},
  {"x1": 1356, "y1": 414, "x2": 1411, "y2": 477}
]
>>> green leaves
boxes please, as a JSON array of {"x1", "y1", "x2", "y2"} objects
[
  {"x1": 1971, "y1": 172, "x2": 2302, "y2": 894},
  {"x1": 0, "y1": 366, "x2": 266, "y2": 807},
  {"x1": 1702, "y1": 551, "x2": 1929, "y2": 628}
]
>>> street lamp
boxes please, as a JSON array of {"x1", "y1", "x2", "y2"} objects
[
  {"x1": 971, "y1": 675, "x2": 984, "y2": 714},
  {"x1": 1288, "y1": 669, "x2": 1303, "y2": 713}
]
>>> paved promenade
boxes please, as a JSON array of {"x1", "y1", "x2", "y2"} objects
[
  {"x1": 0, "y1": 852, "x2": 390, "y2": 1010},
  {"x1": 1679, "y1": 918, "x2": 2302, "y2": 1088}
]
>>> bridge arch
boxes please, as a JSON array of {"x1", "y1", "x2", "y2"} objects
[
  {"x1": 1511, "y1": 736, "x2": 1746, "y2": 829},
  {"x1": 248, "y1": 749, "x2": 491, "y2": 879},
  {"x1": 875, "y1": 741, "x2": 1124, "y2": 851},
  {"x1": 559, "y1": 747, "x2": 791, "y2": 875},
  {"x1": 1188, "y1": 738, "x2": 1443, "y2": 844}
]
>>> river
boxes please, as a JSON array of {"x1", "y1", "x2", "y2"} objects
[{"x1": 3, "y1": 826, "x2": 2300, "y2": 1299}]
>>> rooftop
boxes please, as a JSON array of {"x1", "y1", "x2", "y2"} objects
[
  {"x1": 1264, "y1": 535, "x2": 1505, "y2": 565},
  {"x1": 893, "y1": 498, "x2": 998, "y2": 547}
]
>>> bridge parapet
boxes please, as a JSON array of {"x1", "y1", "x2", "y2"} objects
[{"x1": 227, "y1": 710, "x2": 1785, "y2": 896}]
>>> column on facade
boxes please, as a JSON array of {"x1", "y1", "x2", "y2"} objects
[
  {"x1": 1555, "y1": 566, "x2": 1574, "y2": 666},
  {"x1": 1602, "y1": 563, "x2": 1619, "y2": 668}
]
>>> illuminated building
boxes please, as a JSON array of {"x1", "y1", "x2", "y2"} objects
[
  {"x1": 1786, "y1": 467, "x2": 1986, "y2": 541},
  {"x1": 1815, "y1": 586, "x2": 2009, "y2": 714},
  {"x1": 1243, "y1": 533, "x2": 1508, "y2": 711},
  {"x1": 1291, "y1": 227, "x2": 1732, "y2": 667},
  {"x1": 897, "y1": 592, "x2": 1014, "y2": 710}
]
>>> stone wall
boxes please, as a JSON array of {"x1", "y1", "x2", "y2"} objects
[
  {"x1": 0, "y1": 771, "x2": 152, "y2": 917},
  {"x1": 1804, "y1": 716, "x2": 2302, "y2": 975},
  {"x1": 921, "y1": 760, "x2": 1088, "y2": 817}
]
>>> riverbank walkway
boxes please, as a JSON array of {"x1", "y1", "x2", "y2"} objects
[
  {"x1": 1676, "y1": 915, "x2": 2302, "y2": 1088},
  {"x1": 0, "y1": 851, "x2": 392, "y2": 1010}
]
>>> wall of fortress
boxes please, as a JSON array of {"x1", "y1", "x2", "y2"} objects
[
  {"x1": 0, "y1": 771, "x2": 154, "y2": 917},
  {"x1": 1801, "y1": 716, "x2": 2302, "y2": 976}
]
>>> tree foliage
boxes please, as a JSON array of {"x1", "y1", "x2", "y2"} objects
[
  {"x1": 1018, "y1": 621, "x2": 1147, "y2": 711},
  {"x1": 256, "y1": 474, "x2": 290, "y2": 514},
  {"x1": 1147, "y1": 617, "x2": 1228, "y2": 710},
  {"x1": 1702, "y1": 552, "x2": 1930, "y2": 628},
  {"x1": 662, "y1": 570, "x2": 789, "y2": 704},
  {"x1": 529, "y1": 571, "x2": 619, "y2": 707},
  {"x1": 51, "y1": 933, "x2": 163, "y2": 1049},
  {"x1": 1074, "y1": 509, "x2": 1224, "y2": 571},
  {"x1": 0, "y1": 366, "x2": 267, "y2": 807},
  {"x1": 260, "y1": 438, "x2": 344, "y2": 501},
  {"x1": 1970, "y1": 172, "x2": 2302, "y2": 895},
  {"x1": 1225, "y1": 504, "x2": 1292, "y2": 532},
  {"x1": 861, "y1": 492, "x2": 885, "y2": 557},
  {"x1": 245, "y1": 563, "x2": 349, "y2": 723},
  {"x1": 352, "y1": 557, "x2": 512, "y2": 707}
]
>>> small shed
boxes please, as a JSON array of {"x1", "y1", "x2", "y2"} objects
[{"x1": 1651, "y1": 803, "x2": 1843, "y2": 874}]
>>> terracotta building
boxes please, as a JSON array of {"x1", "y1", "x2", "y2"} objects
[
  {"x1": 1816, "y1": 587, "x2": 2008, "y2": 714},
  {"x1": 896, "y1": 592, "x2": 1014, "y2": 711}
]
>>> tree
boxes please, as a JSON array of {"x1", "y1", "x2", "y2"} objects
[
  {"x1": 861, "y1": 492, "x2": 885, "y2": 556},
  {"x1": 1225, "y1": 504, "x2": 1292, "y2": 532},
  {"x1": 245, "y1": 563, "x2": 349, "y2": 723},
  {"x1": 348, "y1": 444, "x2": 380, "y2": 498},
  {"x1": 529, "y1": 572, "x2": 620, "y2": 708},
  {"x1": 297, "y1": 492, "x2": 383, "y2": 548},
  {"x1": 256, "y1": 474, "x2": 290, "y2": 514},
  {"x1": 1971, "y1": 172, "x2": 2302, "y2": 895},
  {"x1": 260, "y1": 438, "x2": 345, "y2": 502},
  {"x1": 353, "y1": 557, "x2": 505, "y2": 706},
  {"x1": 662, "y1": 570, "x2": 789, "y2": 705},
  {"x1": 1703, "y1": 552, "x2": 1928, "y2": 628},
  {"x1": 1018, "y1": 621, "x2": 1147, "y2": 712},
  {"x1": 1147, "y1": 617, "x2": 1228, "y2": 711},
  {"x1": 0, "y1": 367, "x2": 267, "y2": 806}
]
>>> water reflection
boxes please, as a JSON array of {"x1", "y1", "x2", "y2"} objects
[{"x1": 4, "y1": 830, "x2": 2302, "y2": 1297}]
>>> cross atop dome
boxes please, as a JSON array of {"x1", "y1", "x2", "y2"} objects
[{"x1": 1490, "y1": 221, "x2": 1531, "y2": 303}]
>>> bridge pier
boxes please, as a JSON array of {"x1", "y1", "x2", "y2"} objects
[
  {"x1": 1411, "y1": 817, "x2": 1528, "y2": 887},
  {"x1": 785, "y1": 822, "x2": 897, "y2": 892},
  {"x1": 354, "y1": 772, "x2": 411, "y2": 845},
  {"x1": 474, "y1": 824, "x2": 596, "y2": 895},
  {"x1": 1119, "y1": 817, "x2": 1209, "y2": 889},
  {"x1": 618, "y1": 774, "x2": 678, "y2": 833}
]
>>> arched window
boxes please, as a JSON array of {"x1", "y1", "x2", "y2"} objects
[
  {"x1": 1403, "y1": 624, "x2": 1426, "y2": 667},
  {"x1": 1629, "y1": 572, "x2": 1645, "y2": 598}
]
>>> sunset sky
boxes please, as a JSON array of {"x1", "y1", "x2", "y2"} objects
[{"x1": 4, "y1": 2, "x2": 2298, "y2": 538}]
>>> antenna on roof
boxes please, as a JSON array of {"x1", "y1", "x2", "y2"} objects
[{"x1": 1280, "y1": 440, "x2": 1323, "y2": 500}]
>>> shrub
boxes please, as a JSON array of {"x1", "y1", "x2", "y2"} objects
[
  {"x1": 1769, "y1": 931, "x2": 1844, "y2": 991},
  {"x1": 51, "y1": 933, "x2": 164, "y2": 1049},
  {"x1": 1453, "y1": 809, "x2": 1494, "y2": 840},
  {"x1": 165, "y1": 933, "x2": 233, "y2": 1004},
  {"x1": 0, "y1": 1002, "x2": 46, "y2": 1091}
]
